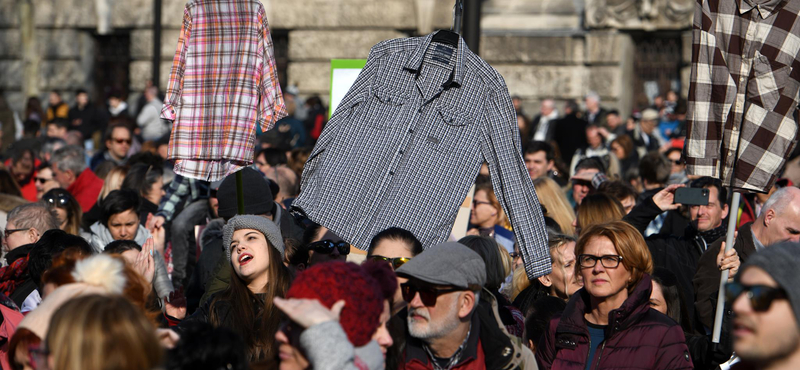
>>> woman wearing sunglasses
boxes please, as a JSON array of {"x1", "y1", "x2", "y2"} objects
[
  {"x1": 367, "y1": 227, "x2": 423, "y2": 310},
  {"x1": 536, "y1": 221, "x2": 692, "y2": 370},
  {"x1": 169, "y1": 215, "x2": 291, "y2": 362},
  {"x1": 41, "y1": 188, "x2": 86, "y2": 239}
]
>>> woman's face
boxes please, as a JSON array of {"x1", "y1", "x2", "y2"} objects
[
  {"x1": 371, "y1": 239, "x2": 415, "y2": 311},
  {"x1": 230, "y1": 228, "x2": 271, "y2": 291},
  {"x1": 470, "y1": 190, "x2": 498, "y2": 228},
  {"x1": 275, "y1": 328, "x2": 309, "y2": 370},
  {"x1": 371, "y1": 300, "x2": 394, "y2": 358},
  {"x1": 13, "y1": 344, "x2": 34, "y2": 370},
  {"x1": 35, "y1": 168, "x2": 59, "y2": 199},
  {"x1": 145, "y1": 176, "x2": 165, "y2": 205},
  {"x1": 53, "y1": 207, "x2": 68, "y2": 230},
  {"x1": 649, "y1": 281, "x2": 668, "y2": 315},
  {"x1": 548, "y1": 241, "x2": 583, "y2": 299},
  {"x1": 108, "y1": 209, "x2": 139, "y2": 240},
  {"x1": 610, "y1": 142, "x2": 625, "y2": 160},
  {"x1": 579, "y1": 236, "x2": 631, "y2": 304}
]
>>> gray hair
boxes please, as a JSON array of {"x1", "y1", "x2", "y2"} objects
[
  {"x1": 585, "y1": 91, "x2": 600, "y2": 103},
  {"x1": 762, "y1": 186, "x2": 800, "y2": 217},
  {"x1": 51, "y1": 145, "x2": 87, "y2": 175},
  {"x1": 40, "y1": 137, "x2": 66, "y2": 159},
  {"x1": 7, "y1": 203, "x2": 59, "y2": 234}
]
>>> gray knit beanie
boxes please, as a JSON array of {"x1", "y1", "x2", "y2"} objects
[
  {"x1": 223, "y1": 215, "x2": 285, "y2": 261},
  {"x1": 740, "y1": 241, "x2": 800, "y2": 326}
]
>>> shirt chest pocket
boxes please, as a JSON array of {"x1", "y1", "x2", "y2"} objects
[
  {"x1": 424, "y1": 105, "x2": 471, "y2": 153},
  {"x1": 748, "y1": 53, "x2": 791, "y2": 110},
  {"x1": 362, "y1": 88, "x2": 409, "y2": 129}
]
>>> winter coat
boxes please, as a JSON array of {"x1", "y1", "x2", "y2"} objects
[
  {"x1": 694, "y1": 222, "x2": 757, "y2": 330},
  {"x1": 400, "y1": 289, "x2": 537, "y2": 370},
  {"x1": 536, "y1": 274, "x2": 693, "y2": 370},
  {"x1": 89, "y1": 222, "x2": 174, "y2": 301}
]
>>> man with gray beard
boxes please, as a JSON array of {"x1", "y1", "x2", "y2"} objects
[{"x1": 395, "y1": 242, "x2": 536, "y2": 370}]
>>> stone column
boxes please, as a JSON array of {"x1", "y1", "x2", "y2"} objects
[{"x1": 19, "y1": 0, "x2": 39, "y2": 99}]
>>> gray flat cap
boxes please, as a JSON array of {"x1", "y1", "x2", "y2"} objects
[
  {"x1": 395, "y1": 242, "x2": 486, "y2": 289},
  {"x1": 223, "y1": 215, "x2": 285, "y2": 261}
]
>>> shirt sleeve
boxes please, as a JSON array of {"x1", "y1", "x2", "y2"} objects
[
  {"x1": 157, "y1": 175, "x2": 192, "y2": 221},
  {"x1": 480, "y1": 88, "x2": 552, "y2": 279},
  {"x1": 161, "y1": 4, "x2": 193, "y2": 122},
  {"x1": 256, "y1": 5, "x2": 287, "y2": 131}
]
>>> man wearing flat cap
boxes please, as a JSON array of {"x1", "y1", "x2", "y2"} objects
[
  {"x1": 727, "y1": 242, "x2": 800, "y2": 370},
  {"x1": 395, "y1": 242, "x2": 536, "y2": 370}
]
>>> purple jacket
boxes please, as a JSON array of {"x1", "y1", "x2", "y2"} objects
[{"x1": 536, "y1": 274, "x2": 693, "y2": 370}]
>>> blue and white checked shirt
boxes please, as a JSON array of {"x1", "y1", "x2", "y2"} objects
[{"x1": 293, "y1": 33, "x2": 551, "y2": 278}]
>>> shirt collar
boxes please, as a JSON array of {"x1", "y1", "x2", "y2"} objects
[
  {"x1": 752, "y1": 228, "x2": 766, "y2": 251},
  {"x1": 740, "y1": 0, "x2": 785, "y2": 18},
  {"x1": 403, "y1": 31, "x2": 467, "y2": 88}
]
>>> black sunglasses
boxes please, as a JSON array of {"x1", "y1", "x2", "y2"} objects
[
  {"x1": 308, "y1": 240, "x2": 350, "y2": 255},
  {"x1": 369, "y1": 255, "x2": 411, "y2": 270},
  {"x1": 43, "y1": 193, "x2": 70, "y2": 207},
  {"x1": 401, "y1": 283, "x2": 464, "y2": 306},
  {"x1": 725, "y1": 282, "x2": 787, "y2": 312},
  {"x1": 278, "y1": 320, "x2": 303, "y2": 347}
]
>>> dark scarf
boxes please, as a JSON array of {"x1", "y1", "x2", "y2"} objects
[{"x1": 686, "y1": 222, "x2": 728, "y2": 255}]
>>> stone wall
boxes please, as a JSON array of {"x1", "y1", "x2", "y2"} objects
[{"x1": 0, "y1": 0, "x2": 692, "y2": 142}]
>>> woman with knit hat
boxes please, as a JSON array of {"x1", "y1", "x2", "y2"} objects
[
  {"x1": 170, "y1": 214, "x2": 291, "y2": 362},
  {"x1": 272, "y1": 261, "x2": 393, "y2": 370}
]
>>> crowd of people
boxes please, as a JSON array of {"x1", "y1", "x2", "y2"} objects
[{"x1": 0, "y1": 85, "x2": 798, "y2": 370}]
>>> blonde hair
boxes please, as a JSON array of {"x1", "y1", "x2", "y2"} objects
[
  {"x1": 576, "y1": 193, "x2": 625, "y2": 233},
  {"x1": 510, "y1": 234, "x2": 576, "y2": 300},
  {"x1": 575, "y1": 221, "x2": 653, "y2": 294},
  {"x1": 475, "y1": 181, "x2": 511, "y2": 229},
  {"x1": 532, "y1": 177, "x2": 576, "y2": 235},
  {"x1": 98, "y1": 165, "x2": 128, "y2": 201},
  {"x1": 46, "y1": 295, "x2": 162, "y2": 370}
]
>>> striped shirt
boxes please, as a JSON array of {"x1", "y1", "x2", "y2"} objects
[
  {"x1": 161, "y1": 0, "x2": 286, "y2": 181},
  {"x1": 292, "y1": 33, "x2": 551, "y2": 279},
  {"x1": 685, "y1": 0, "x2": 800, "y2": 192}
]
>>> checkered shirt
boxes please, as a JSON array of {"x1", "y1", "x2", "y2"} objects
[
  {"x1": 685, "y1": 0, "x2": 800, "y2": 192},
  {"x1": 292, "y1": 33, "x2": 552, "y2": 279},
  {"x1": 160, "y1": 0, "x2": 287, "y2": 181}
]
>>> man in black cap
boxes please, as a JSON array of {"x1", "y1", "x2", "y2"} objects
[
  {"x1": 395, "y1": 242, "x2": 535, "y2": 370},
  {"x1": 728, "y1": 242, "x2": 800, "y2": 370}
]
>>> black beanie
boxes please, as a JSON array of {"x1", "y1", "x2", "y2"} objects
[{"x1": 216, "y1": 167, "x2": 274, "y2": 219}]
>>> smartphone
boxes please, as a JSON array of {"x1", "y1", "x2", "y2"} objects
[{"x1": 674, "y1": 187, "x2": 709, "y2": 206}]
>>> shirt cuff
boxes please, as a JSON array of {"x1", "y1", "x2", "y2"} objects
[{"x1": 161, "y1": 104, "x2": 176, "y2": 121}]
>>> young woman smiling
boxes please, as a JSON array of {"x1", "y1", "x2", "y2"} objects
[{"x1": 170, "y1": 215, "x2": 291, "y2": 362}]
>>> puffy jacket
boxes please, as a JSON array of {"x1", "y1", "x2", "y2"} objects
[
  {"x1": 536, "y1": 274, "x2": 693, "y2": 370},
  {"x1": 401, "y1": 289, "x2": 537, "y2": 370}
]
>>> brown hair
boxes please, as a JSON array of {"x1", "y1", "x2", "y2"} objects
[
  {"x1": 575, "y1": 221, "x2": 653, "y2": 293},
  {"x1": 8, "y1": 328, "x2": 41, "y2": 370},
  {"x1": 576, "y1": 193, "x2": 625, "y2": 233},
  {"x1": 611, "y1": 135, "x2": 635, "y2": 160},
  {"x1": 41, "y1": 247, "x2": 92, "y2": 288},
  {"x1": 46, "y1": 295, "x2": 162, "y2": 370},
  {"x1": 209, "y1": 242, "x2": 291, "y2": 361}
]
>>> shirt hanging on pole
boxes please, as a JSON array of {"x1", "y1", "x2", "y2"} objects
[
  {"x1": 684, "y1": 0, "x2": 800, "y2": 192},
  {"x1": 292, "y1": 33, "x2": 552, "y2": 279},
  {"x1": 161, "y1": 0, "x2": 287, "y2": 181}
]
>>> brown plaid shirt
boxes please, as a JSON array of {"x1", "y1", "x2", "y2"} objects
[{"x1": 685, "y1": 0, "x2": 800, "y2": 192}]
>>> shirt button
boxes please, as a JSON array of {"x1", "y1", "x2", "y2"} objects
[
  {"x1": 408, "y1": 129, "x2": 414, "y2": 134},
  {"x1": 399, "y1": 150, "x2": 404, "y2": 155}
]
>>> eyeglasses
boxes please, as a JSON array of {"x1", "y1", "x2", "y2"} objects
[
  {"x1": 29, "y1": 344, "x2": 50, "y2": 370},
  {"x1": 578, "y1": 254, "x2": 623, "y2": 269},
  {"x1": 43, "y1": 193, "x2": 70, "y2": 207},
  {"x1": 35, "y1": 177, "x2": 54, "y2": 184},
  {"x1": 472, "y1": 200, "x2": 492, "y2": 207},
  {"x1": 401, "y1": 283, "x2": 465, "y2": 306},
  {"x1": 369, "y1": 255, "x2": 412, "y2": 269},
  {"x1": 308, "y1": 240, "x2": 350, "y2": 255},
  {"x1": 112, "y1": 138, "x2": 132, "y2": 145},
  {"x1": 4, "y1": 228, "x2": 30, "y2": 239},
  {"x1": 725, "y1": 282, "x2": 787, "y2": 312}
]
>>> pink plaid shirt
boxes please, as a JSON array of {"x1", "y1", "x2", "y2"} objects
[{"x1": 161, "y1": 0, "x2": 286, "y2": 181}]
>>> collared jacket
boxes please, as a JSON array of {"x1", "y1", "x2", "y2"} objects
[
  {"x1": 400, "y1": 289, "x2": 537, "y2": 370},
  {"x1": 293, "y1": 32, "x2": 551, "y2": 279},
  {"x1": 67, "y1": 169, "x2": 104, "y2": 213},
  {"x1": 536, "y1": 274, "x2": 693, "y2": 370}
]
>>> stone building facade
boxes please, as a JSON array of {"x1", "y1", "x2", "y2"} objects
[{"x1": 0, "y1": 0, "x2": 693, "y2": 146}]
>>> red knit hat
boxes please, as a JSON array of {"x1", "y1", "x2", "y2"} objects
[{"x1": 286, "y1": 261, "x2": 383, "y2": 347}]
